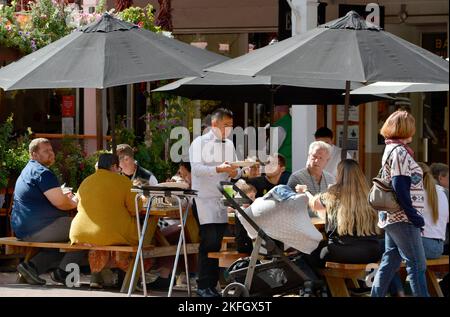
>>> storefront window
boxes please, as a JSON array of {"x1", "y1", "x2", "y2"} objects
[{"x1": 0, "y1": 88, "x2": 79, "y2": 135}]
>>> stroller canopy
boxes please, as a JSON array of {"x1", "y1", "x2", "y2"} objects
[{"x1": 238, "y1": 190, "x2": 323, "y2": 254}]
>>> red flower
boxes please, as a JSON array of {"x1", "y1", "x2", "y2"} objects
[{"x1": 137, "y1": 21, "x2": 144, "y2": 28}]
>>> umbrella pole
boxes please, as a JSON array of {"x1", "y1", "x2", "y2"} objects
[
  {"x1": 109, "y1": 87, "x2": 117, "y2": 155},
  {"x1": 341, "y1": 81, "x2": 350, "y2": 161},
  {"x1": 270, "y1": 86, "x2": 275, "y2": 124},
  {"x1": 96, "y1": 89, "x2": 103, "y2": 151},
  {"x1": 267, "y1": 86, "x2": 276, "y2": 156}
]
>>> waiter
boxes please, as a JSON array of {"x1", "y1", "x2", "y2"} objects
[{"x1": 189, "y1": 108, "x2": 240, "y2": 297}]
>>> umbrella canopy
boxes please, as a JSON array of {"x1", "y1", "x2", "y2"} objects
[
  {"x1": 0, "y1": 13, "x2": 227, "y2": 90},
  {"x1": 205, "y1": 11, "x2": 449, "y2": 158},
  {"x1": 0, "y1": 13, "x2": 227, "y2": 152},
  {"x1": 206, "y1": 11, "x2": 448, "y2": 84},
  {"x1": 154, "y1": 71, "x2": 392, "y2": 105},
  {"x1": 350, "y1": 81, "x2": 449, "y2": 95}
]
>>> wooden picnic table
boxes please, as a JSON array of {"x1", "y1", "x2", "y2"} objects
[{"x1": 142, "y1": 205, "x2": 200, "y2": 246}]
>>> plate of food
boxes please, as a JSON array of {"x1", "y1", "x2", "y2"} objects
[
  {"x1": 229, "y1": 161, "x2": 257, "y2": 168},
  {"x1": 155, "y1": 181, "x2": 190, "y2": 189}
]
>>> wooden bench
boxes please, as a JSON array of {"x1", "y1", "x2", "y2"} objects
[
  {"x1": 0, "y1": 237, "x2": 199, "y2": 292},
  {"x1": 208, "y1": 251, "x2": 249, "y2": 268},
  {"x1": 320, "y1": 255, "x2": 449, "y2": 297},
  {"x1": 207, "y1": 236, "x2": 247, "y2": 268},
  {"x1": 220, "y1": 236, "x2": 236, "y2": 251}
]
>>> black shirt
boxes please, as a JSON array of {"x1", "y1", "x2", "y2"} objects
[
  {"x1": 124, "y1": 164, "x2": 156, "y2": 185},
  {"x1": 247, "y1": 171, "x2": 291, "y2": 198}
]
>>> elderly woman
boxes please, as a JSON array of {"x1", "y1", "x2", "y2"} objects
[
  {"x1": 69, "y1": 153, "x2": 147, "y2": 288},
  {"x1": 370, "y1": 110, "x2": 428, "y2": 297}
]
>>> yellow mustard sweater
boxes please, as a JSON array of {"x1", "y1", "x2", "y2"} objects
[{"x1": 70, "y1": 169, "x2": 139, "y2": 246}]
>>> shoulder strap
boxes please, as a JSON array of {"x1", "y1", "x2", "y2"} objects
[{"x1": 377, "y1": 144, "x2": 403, "y2": 177}]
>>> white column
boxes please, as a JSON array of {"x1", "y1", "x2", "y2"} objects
[{"x1": 289, "y1": 0, "x2": 319, "y2": 171}]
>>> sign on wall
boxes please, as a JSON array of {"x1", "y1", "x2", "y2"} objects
[{"x1": 61, "y1": 95, "x2": 75, "y2": 117}]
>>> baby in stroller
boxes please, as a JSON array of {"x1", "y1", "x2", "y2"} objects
[{"x1": 220, "y1": 181, "x2": 326, "y2": 297}]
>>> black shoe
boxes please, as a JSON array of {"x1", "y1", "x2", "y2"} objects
[
  {"x1": 146, "y1": 276, "x2": 171, "y2": 291},
  {"x1": 196, "y1": 287, "x2": 221, "y2": 298},
  {"x1": 50, "y1": 268, "x2": 69, "y2": 285},
  {"x1": 17, "y1": 262, "x2": 46, "y2": 286},
  {"x1": 89, "y1": 272, "x2": 104, "y2": 289}
]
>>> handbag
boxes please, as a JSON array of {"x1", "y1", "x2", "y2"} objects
[{"x1": 368, "y1": 145, "x2": 403, "y2": 213}]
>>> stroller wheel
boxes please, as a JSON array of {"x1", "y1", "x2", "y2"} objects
[{"x1": 222, "y1": 282, "x2": 249, "y2": 297}]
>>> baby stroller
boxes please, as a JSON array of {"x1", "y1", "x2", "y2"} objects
[{"x1": 218, "y1": 181, "x2": 327, "y2": 297}]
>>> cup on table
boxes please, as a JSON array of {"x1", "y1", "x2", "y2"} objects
[{"x1": 223, "y1": 185, "x2": 235, "y2": 198}]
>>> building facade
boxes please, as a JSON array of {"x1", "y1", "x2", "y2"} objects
[{"x1": 1, "y1": 0, "x2": 448, "y2": 178}]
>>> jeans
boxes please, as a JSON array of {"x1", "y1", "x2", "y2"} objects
[
  {"x1": 371, "y1": 222, "x2": 429, "y2": 297},
  {"x1": 422, "y1": 237, "x2": 444, "y2": 259},
  {"x1": 23, "y1": 217, "x2": 87, "y2": 275},
  {"x1": 377, "y1": 238, "x2": 404, "y2": 295}
]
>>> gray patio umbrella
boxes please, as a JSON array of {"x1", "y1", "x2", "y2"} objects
[
  {"x1": 0, "y1": 13, "x2": 227, "y2": 150},
  {"x1": 154, "y1": 71, "x2": 391, "y2": 105},
  {"x1": 0, "y1": 13, "x2": 228, "y2": 297},
  {"x1": 0, "y1": 14, "x2": 227, "y2": 90},
  {"x1": 205, "y1": 11, "x2": 449, "y2": 157}
]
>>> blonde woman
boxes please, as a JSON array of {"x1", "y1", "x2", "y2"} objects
[
  {"x1": 297, "y1": 159, "x2": 381, "y2": 266},
  {"x1": 418, "y1": 162, "x2": 449, "y2": 259}
]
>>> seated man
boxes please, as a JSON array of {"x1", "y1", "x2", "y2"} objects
[
  {"x1": 11, "y1": 138, "x2": 83, "y2": 286},
  {"x1": 247, "y1": 153, "x2": 291, "y2": 198},
  {"x1": 116, "y1": 144, "x2": 158, "y2": 185},
  {"x1": 69, "y1": 154, "x2": 149, "y2": 288},
  {"x1": 314, "y1": 127, "x2": 352, "y2": 178},
  {"x1": 287, "y1": 141, "x2": 336, "y2": 217}
]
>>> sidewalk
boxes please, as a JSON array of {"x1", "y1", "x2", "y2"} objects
[{"x1": 0, "y1": 272, "x2": 189, "y2": 297}]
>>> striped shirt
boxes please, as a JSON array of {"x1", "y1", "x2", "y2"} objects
[{"x1": 378, "y1": 143, "x2": 424, "y2": 228}]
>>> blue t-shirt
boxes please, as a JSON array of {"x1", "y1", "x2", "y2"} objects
[{"x1": 11, "y1": 160, "x2": 66, "y2": 238}]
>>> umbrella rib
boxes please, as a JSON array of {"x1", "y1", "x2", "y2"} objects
[
  {"x1": 131, "y1": 30, "x2": 215, "y2": 77},
  {"x1": 386, "y1": 33, "x2": 449, "y2": 76},
  {"x1": 350, "y1": 31, "x2": 369, "y2": 84}
]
